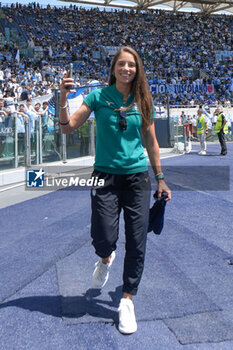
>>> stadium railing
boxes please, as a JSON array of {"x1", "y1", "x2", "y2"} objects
[
  {"x1": 0, "y1": 99, "x2": 232, "y2": 171},
  {"x1": 0, "y1": 110, "x2": 94, "y2": 171}
]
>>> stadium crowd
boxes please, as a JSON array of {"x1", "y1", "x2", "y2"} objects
[{"x1": 0, "y1": 4, "x2": 233, "y2": 107}]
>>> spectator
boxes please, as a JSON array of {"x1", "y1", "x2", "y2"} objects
[
  {"x1": 0, "y1": 97, "x2": 11, "y2": 157},
  {"x1": 0, "y1": 6, "x2": 232, "y2": 106},
  {"x1": 15, "y1": 104, "x2": 29, "y2": 155},
  {"x1": 196, "y1": 106, "x2": 208, "y2": 155}
]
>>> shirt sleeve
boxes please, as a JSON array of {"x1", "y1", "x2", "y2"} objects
[{"x1": 83, "y1": 90, "x2": 97, "y2": 112}]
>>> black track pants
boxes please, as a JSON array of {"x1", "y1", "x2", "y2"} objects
[
  {"x1": 218, "y1": 130, "x2": 227, "y2": 154},
  {"x1": 91, "y1": 170, "x2": 151, "y2": 295}
]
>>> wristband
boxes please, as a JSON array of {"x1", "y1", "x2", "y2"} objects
[
  {"x1": 155, "y1": 172, "x2": 164, "y2": 181},
  {"x1": 59, "y1": 102, "x2": 68, "y2": 109},
  {"x1": 59, "y1": 119, "x2": 70, "y2": 126}
]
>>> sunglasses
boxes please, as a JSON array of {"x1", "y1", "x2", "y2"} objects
[{"x1": 119, "y1": 110, "x2": 127, "y2": 131}]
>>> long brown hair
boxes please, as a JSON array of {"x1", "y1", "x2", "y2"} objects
[{"x1": 108, "y1": 47, "x2": 152, "y2": 133}]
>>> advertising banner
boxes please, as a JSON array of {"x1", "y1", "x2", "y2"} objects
[
  {"x1": 215, "y1": 50, "x2": 233, "y2": 61},
  {"x1": 150, "y1": 84, "x2": 214, "y2": 95}
]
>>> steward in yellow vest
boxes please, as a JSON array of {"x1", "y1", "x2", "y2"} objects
[
  {"x1": 197, "y1": 114, "x2": 207, "y2": 134},
  {"x1": 215, "y1": 113, "x2": 228, "y2": 135},
  {"x1": 214, "y1": 106, "x2": 228, "y2": 155},
  {"x1": 196, "y1": 107, "x2": 208, "y2": 155}
]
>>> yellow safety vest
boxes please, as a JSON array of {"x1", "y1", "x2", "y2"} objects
[
  {"x1": 197, "y1": 115, "x2": 206, "y2": 134},
  {"x1": 215, "y1": 113, "x2": 228, "y2": 134}
]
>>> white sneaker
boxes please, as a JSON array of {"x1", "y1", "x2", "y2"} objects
[
  {"x1": 202, "y1": 151, "x2": 206, "y2": 155},
  {"x1": 118, "y1": 298, "x2": 137, "y2": 334},
  {"x1": 92, "y1": 251, "x2": 115, "y2": 289}
]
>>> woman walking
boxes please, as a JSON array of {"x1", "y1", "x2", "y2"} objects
[{"x1": 59, "y1": 47, "x2": 171, "y2": 334}]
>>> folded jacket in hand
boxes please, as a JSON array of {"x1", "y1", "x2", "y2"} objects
[{"x1": 147, "y1": 192, "x2": 168, "y2": 235}]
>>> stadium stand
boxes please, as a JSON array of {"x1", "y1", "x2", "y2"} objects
[
  {"x1": 0, "y1": 4, "x2": 233, "y2": 172},
  {"x1": 0, "y1": 5, "x2": 233, "y2": 106}
]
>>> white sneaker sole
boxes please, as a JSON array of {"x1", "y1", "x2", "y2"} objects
[{"x1": 118, "y1": 323, "x2": 137, "y2": 334}]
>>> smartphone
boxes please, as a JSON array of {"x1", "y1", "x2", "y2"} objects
[
  {"x1": 68, "y1": 63, "x2": 73, "y2": 78},
  {"x1": 66, "y1": 63, "x2": 74, "y2": 90}
]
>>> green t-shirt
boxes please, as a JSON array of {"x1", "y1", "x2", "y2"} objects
[{"x1": 84, "y1": 84, "x2": 156, "y2": 174}]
